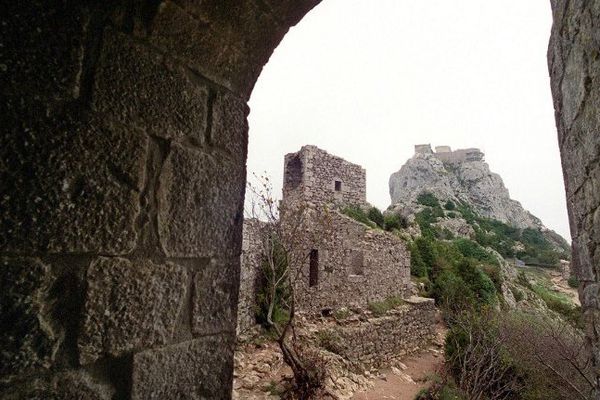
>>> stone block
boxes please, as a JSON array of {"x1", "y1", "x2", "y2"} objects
[
  {"x1": 192, "y1": 259, "x2": 239, "y2": 335},
  {"x1": 78, "y1": 257, "x2": 188, "y2": 364},
  {"x1": 1, "y1": 371, "x2": 113, "y2": 400},
  {"x1": 92, "y1": 29, "x2": 209, "y2": 144},
  {"x1": 158, "y1": 143, "x2": 245, "y2": 258},
  {"x1": 148, "y1": 0, "x2": 289, "y2": 97},
  {"x1": 0, "y1": 257, "x2": 59, "y2": 385},
  {"x1": 2, "y1": 2, "x2": 86, "y2": 110},
  {"x1": 131, "y1": 334, "x2": 235, "y2": 399},
  {"x1": 0, "y1": 114, "x2": 147, "y2": 253},
  {"x1": 210, "y1": 90, "x2": 249, "y2": 160}
]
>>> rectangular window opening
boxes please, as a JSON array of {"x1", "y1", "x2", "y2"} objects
[
  {"x1": 309, "y1": 249, "x2": 319, "y2": 287},
  {"x1": 334, "y1": 180, "x2": 342, "y2": 191}
]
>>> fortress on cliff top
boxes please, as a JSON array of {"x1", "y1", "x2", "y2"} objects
[{"x1": 414, "y1": 144, "x2": 485, "y2": 164}]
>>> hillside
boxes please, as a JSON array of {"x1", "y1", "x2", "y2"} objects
[{"x1": 388, "y1": 145, "x2": 570, "y2": 265}]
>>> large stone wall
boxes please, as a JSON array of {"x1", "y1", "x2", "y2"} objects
[
  {"x1": 283, "y1": 145, "x2": 366, "y2": 208},
  {"x1": 292, "y1": 210, "x2": 411, "y2": 313},
  {"x1": 1, "y1": 1, "x2": 320, "y2": 398},
  {"x1": 318, "y1": 297, "x2": 436, "y2": 367},
  {"x1": 548, "y1": 2, "x2": 600, "y2": 396}
]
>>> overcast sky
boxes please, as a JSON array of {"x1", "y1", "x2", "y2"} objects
[{"x1": 246, "y1": 0, "x2": 571, "y2": 241}]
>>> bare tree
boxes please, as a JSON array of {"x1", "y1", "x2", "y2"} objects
[{"x1": 245, "y1": 174, "x2": 332, "y2": 398}]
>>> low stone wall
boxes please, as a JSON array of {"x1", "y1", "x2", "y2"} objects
[{"x1": 318, "y1": 297, "x2": 436, "y2": 367}]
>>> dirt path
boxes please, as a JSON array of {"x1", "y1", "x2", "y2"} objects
[{"x1": 351, "y1": 350, "x2": 443, "y2": 400}]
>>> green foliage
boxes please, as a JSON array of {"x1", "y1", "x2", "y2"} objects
[
  {"x1": 342, "y1": 205, "x2": 377, "y2": 229},
  {"x1": 383, "y1": 212, "x2": 407, "y2": 231},
  {"x1": 510, "y1": 286, "x2": 524, "y2": 302},
  {"x1": 453, "y1": 238, "x2": 498, "y2": 265},
  {"x1": 452, "y1": 202, "x2": 565, "y2": 266},
  {"x1": 264, "y1": 380, "x2": 285, "y2": 396},
  {"x1": 432, "y1": 259, "x2": 497, "y2": 312},
  {"x1": 568, "y1": 276, "x2": 580, "y2": 288},
  {"x1": 316, "y1": 330, "x2": 343, "y2": 354},
  {"x1": 532, "y1": 284, "x2": 582, "y2": 327},
  {"x1": 255, "y1": 238, "x2": 291, "y2": 328},
  {"x1": 367, "y1": 207, "x2": 385, "y2": 228},
  {"x1": 445, "y1": 310, "x2": 591, "y2": 400},
  {"x1": 444, "y1": 200, "x2": 456, "y2": 210},
  {"x1": 333, "y1": 308, "x2": 352, "y2": 320},
  {"x1": 417, "y1": 192, "x2": 441, "y2": 208},
  {"x1": 415, "y1": 208, "x2": 438, "y2": 238},
  {"x1": 367, "y1": 295, "x2": 405, "y2": 317}
]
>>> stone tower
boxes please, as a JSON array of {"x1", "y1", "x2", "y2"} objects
[{"x1": 282, "y1": 145, "x2": 366, "y2": 208}]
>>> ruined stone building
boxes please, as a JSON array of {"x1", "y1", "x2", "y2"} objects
[
  {"x1": 2, "y1": 2, "x2": 599, "y2": 399},
  {"x1": 238, "y1": 146, "x2": 411, "y2": 331},
  {"x1": 414, "y1": 143, "x2": 485, "y2": 164}
]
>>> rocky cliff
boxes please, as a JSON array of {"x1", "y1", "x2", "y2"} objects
[{"x1": 389, "y1": 148, "x2": 541, "y2": 229}]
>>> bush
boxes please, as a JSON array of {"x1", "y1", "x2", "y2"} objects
[
  {"x1": 444, "y1": 200, "x2": 456, "y2": 210},
  {"x1": 367, "y1": 295, "x2": 404, "y2": 317},
  {"x1": 417, "y1": 192, "x2": 441, "y2": 208},
  {"x1": 342, "y1": 205, "x2": 377, "y2": 228},
  {"x1": 255, "y1": 238, "x2": 291, "y2": 327},
  {"x1": 367, "y1": 207, "x2": 385, "y2": 228},
  {"x1": 383, "y1": 212, "x2": 407, "y2": 231},
  {"x1": 568, "y1": 276, "x2": 580, "y2": 288},
  {"x1": 453, "y1": 238, "x2": 498, "y2": 265}
]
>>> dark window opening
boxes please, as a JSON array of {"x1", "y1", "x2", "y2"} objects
[
  {"x1": 334, "y1": 180, "x2": 342, "y2": 191},
  {"x1": 309, "y1": 249, "x2": 319, "y2": 287},
  {"x1": 285, "y1": 155, "x2": 303, "y2": 190}
]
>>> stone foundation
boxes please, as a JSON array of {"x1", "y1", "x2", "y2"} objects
[{"x1": 317, "y1": 297, "x2": 436, "y2": 367}]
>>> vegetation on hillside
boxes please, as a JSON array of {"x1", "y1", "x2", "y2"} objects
[
  {"x1": 415, "y1": 192, "x2": 569, "y2": 266},
  {"x1": 341, "y1": 205, "x2": 407, "y2": 232},
  {"x1": 411, "y1": 192, "x2": 585, "y2": 399}
]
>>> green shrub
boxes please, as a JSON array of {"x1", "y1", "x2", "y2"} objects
[
  {"x1": 342, "y1": 205, "x2": 377, "y2": 228},
  {"x1": 383, "y1": 212, "x2": 407, "y2": 231},
  {"x1": 415, "y1": 208, "x2": 438, "y2": 238},
  {"x1": 316, "y1": 330, "x2": 343, "y2": 354},
  {"x1": 444, "y1": 200, "x2": 456, "y2": 210},
  {"x1": 417, "y1": 192, "x2": 441, "y2": 208},
  {"x1": 532, "y1": 284, "x2": 582, "y2": 327},
  {"x1": 368, "y1": 295, "x2": 404, "y2": 317},
  {"x1": 367, "y1": 207, "x2": 385, "y2": 228},
  {"x1": 333, "y1": 308, "x2": 352, "y2": 320},
  {"x1": 255, "y1": 238, "x2": 291, "y2": 328},
  {"x1": 432, "y1": 270, "x2": 475, "y2": 313},
  {"x1": 568, "y1": 276, "x2": 580, "y2": 288},
  {"x1": 453, "y1": 238, "x2": 498, "y2": 265},
  {"x1": 510, "y1": 286, "x2": 524, "y2": 302}
]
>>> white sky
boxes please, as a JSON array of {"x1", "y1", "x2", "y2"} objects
[{"x1": 247, "y1": 0, "x2": 571, "y2": 241}]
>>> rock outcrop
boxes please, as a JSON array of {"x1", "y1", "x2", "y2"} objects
[{"x1": 389, "y1": 146, "x2": 541, "y2": 229}]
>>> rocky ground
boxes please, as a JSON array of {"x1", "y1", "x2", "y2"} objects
[{"x1": 233, "y1": 318, "x2": 446, "y2": 400}]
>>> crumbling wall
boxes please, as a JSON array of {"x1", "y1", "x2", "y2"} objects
[
  {"x1": 283, "y1": 145, "x2": 366, "y2": 208},
  {"x1": 293, "y1": 210, "x2": 411, "y2": 313},
  {"x1": 238, "y1": 219, "x2": 268, "y2": 333},
  {"x1": 318, "y1": 297, "x2": 436, "y2": 367}
]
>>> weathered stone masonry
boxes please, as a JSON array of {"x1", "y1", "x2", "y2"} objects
[
  {"x1": 318, "y1": 297, "x2": 436, "y2": 367},
  {"x1": 1, "y1": 1, "x2": 320, "y2": 398},
  {"x1": 284, "y1": 145, "x2": 367, "y2": 207},
  {"x1": 281, "y1": 145, "x2": 411, "y2": 313},
  {"x1": 2, "y1": 0, "x2": 599, "y2": 398}
]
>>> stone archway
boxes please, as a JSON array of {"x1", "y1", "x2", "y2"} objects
[{"x1": 1, "y1": 1, "x2": 598, "y2": 398}]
